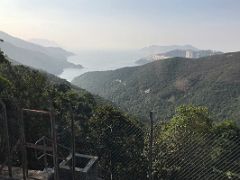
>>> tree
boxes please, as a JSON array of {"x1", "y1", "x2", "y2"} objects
[
  {"x1": 0, "y1": 75, "x2": 12, "y2": 94},
  {"x1": 88, "y1": 105, "x2": 147, "y2": 180},
  {"x1": 210, "y1": 120, "x2": 240, "y2": 179},
  {"x1": 152, "y1": 105, "x2": 240, "y2": 179},
  {"x1": 151, "y1": 105, "x2": 213, "y2": 179}
]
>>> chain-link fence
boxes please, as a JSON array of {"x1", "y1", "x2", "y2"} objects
[
  {"x1": 149, "y1": 124, "x2": 240, "y2": 180},
  {"x1": 79, "y1": 116, "x2": 240, "y2": 180},
  {"x1": 1, "y1": 102, "x2": 240, "y2": 180}
]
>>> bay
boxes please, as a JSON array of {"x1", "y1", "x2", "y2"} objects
[{"x1": 59, "y1": 50, "x2": 142, "y2": 82}]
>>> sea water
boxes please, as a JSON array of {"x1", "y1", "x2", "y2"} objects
[{"x1": 59, "y1": 50, "x2": 142, "y2": 82}]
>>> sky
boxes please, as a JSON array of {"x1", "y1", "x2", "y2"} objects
[{"x1": 1, "y1": 0, "x2": 240, "y2": 51}]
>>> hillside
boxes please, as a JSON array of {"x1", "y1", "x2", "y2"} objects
[
  {"x1": 0, "y1": 31, "x2": 82, "y2": 75},
  {"x1": 72, "y1": 52, "x2": 240, "y2": 121}
]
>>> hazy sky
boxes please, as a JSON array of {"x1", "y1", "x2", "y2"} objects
[{"x1": 1, "y1": 0, "x2": 240, "y2": 51}]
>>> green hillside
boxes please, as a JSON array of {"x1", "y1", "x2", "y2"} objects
[{"x1": 72, "y1": 52, "x2": 240, "y2": 121}]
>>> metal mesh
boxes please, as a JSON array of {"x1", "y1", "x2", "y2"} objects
[
  {"x1": 1, "y1": 101, "x2": 240, "y2": 180},
  {"x1": 144, "y1": 120, "x2": 240, "y2": 180},
  {"x1": 90, "y1": 120, "x2": 240, "y2": 180},
  {"x1": 90, "y1": 120, "x2": 147, "y2": 180}
]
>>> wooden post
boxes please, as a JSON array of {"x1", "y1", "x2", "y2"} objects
[
  {"x1": 149, "y1": 111, "x2": 154, "y2": 180},
  {"x1": 0, "y1": 100, "x2": 12, "y2": 177},
  {"x1": 50, "y1": 107, "x2": 59, "y2": 180}
]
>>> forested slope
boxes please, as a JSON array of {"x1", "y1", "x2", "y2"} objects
[{"x1": 73, "y1": 52, "x2": 240, "y2": 121}]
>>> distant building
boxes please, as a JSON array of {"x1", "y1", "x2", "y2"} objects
[{"x1": 185, "y1": 50, "x2": 193, "y2": 58}]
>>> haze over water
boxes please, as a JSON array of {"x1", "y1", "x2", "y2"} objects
[{"x1": 59, "y1": 50, "x2": 142, "y2": 81}]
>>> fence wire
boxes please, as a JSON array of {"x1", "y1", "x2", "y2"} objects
[
  {"x1": 90, "y1": 119, "x2": 240, "y2": 180},
  {"x1": 1, "y1": 102, "x2": 240, "y2": 180},
  {"x1": 146, "y1": 121, "x2": 240, "y2": 180}
]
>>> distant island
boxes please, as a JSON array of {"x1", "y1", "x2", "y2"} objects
[{"x1": 136, "y1": 45, "x2": 222, "y2": 65}]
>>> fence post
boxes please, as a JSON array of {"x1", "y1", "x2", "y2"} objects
[
  {"x1": 149, "y1": 111, "x2": 154, "y2": 180},
  {"x1": 43, "y1": 137, "x2": 48, "y2": 170},
  {"x1": 50, "y1": 105, "x2": 59, "y2": 180},
  {"x1": 19, "y1": 108, "x2": 28, "y2": 180},
  {"x1": 69, "y1": 105, "x2": 75, "y2": 180}
]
